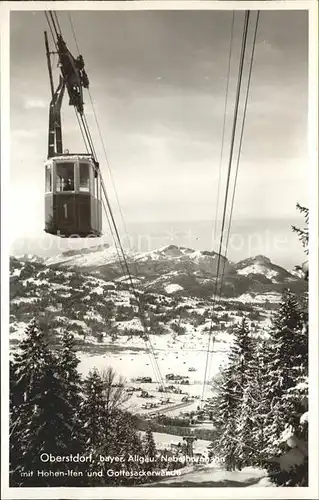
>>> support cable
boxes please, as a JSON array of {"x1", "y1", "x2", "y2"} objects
[
  {"x1": 74, "y1": 109, "x2": 90, "y2": 154},
  {"x1": 52, "y1": 11, "x2": 62, "y2": 36},
  {"x1": 212, "y1": 12, "x2": 235, "y2": 251},
  {"x1": 206, "y1": 12, "x2": 260, "y2": 388},
  {"x1": 45, "y1": 12, "x2": 58, "y2": 50},
  {"x1": 49, "y1": 11, "x2": 60, "y2": 39},
  {"x1": 67, "y1": 13, "x2": 128, "y2": 239},
  {"x1": 201, "y1": 11, "x2": 251, "y2": 405},
  {"x1": 218, "y1": 11, "x2": 260, "y2": 293},
  {"x1": 47, "y1": 10, "x2": 168, "y2": 392},
  {"x1": 100, "y1": 178, "x2": 165, "y2": 388}
]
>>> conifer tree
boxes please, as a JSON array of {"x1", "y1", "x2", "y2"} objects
[
  {"x1": 212, "y1": 319, "x2": 262, "y2": 470},
  {"x1": 106, "y1": 409, "x2": 145, "y2": 483},
  {"x1": 292, "y1": 203, "x2": 309, "y2": 255},
  {"x1": 80, "y1": 369, "x2": 107, "y2": 484},
  {"x1": 10, "y1": 320, "x2": 85, "y2": 486},
  {"x1": 57, "y1": 330, "x2": 83, "y2": 450},
  {"x1": 263, "y1": 291, "x2": 308, "y2": 485},
  {"x1": 59, "y1": 330, "x2": 82, "y2": 400},
  {"x1": 143, "y1": 427, "x2": 157, "y2": 472},
  {"x1": 212, "y1": 365, "x2": 239, "y2": 470},
  {"x1": 10, "y1": 359, "x2": 22, "y2": 485},
  {"x1": 228, "y1": 317, "x2": 255, "y2": 393},
  {"x1": 260, "y1": 204, "x2": 309, "y2": 486},
  {"x1": 10, "y1": 319, "x2": 53, "y2": 485},
  {"x1": 23, "y1": 365, "x2": 83, "y2": 486},
  {"x1": 235, "y1": 385, "x2": 257, "y2": 469},
  {"x1": 249, "y1": 339, "x2": 269, "y2": 468}
]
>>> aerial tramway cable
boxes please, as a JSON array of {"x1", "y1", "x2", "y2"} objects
[
  {"x1": 68, "y1": 13, "x2": 129, "y2": 241},
  {"x1": 100, "y1": 178, "x2": 165, "y2": 388},
  {"x1": 68, "y1": 12, "x2": 149, "y2": 306},
  {"x1": 75, "y1": 19, "x2": 165, "y2": 391},
  {"x1": 68, "y1": 13, "x2": 144, "y2": 283},
  {"x1": 201, "y1": 11, "x2": 260, "y2": 406},
  {"x1": 74, "y1": 108, "x2": 90, "y2": 154},
  {"x1": 45, "y1": 12, "x2": 58, "y2": 51},
  {"x1": 205, "y1": 11, "x2": 260, "y2": 390},
  {"x1": 218, "y1": 11, "x2": 260, "y2": 294},
  {"x1": 212, "y1": 12, "x2": 235, "y2": 251},
  {"x1": 45, "y1": 11, "x2": 167, "y2": 391}
]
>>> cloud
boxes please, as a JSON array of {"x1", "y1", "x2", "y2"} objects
[
  {"x1": 8, "y1": 10, "x2": 308, "y2": 252},
  {"x1": 24, "y1": 98, "x2": 46, "y2": 110},
  {"x1": 11, "y1": 129, "x2": 38, "y2": 139}
]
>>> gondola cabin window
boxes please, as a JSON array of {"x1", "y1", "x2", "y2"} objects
[
  {"x1": 56, "y1": 162, "x2": 75, "y2": 192},
  {"x1": 79, "y1": 162, "x2": 90, "y2": 192},
  {"x1": 95, "y1": 171, "x2": 100, "y2": 199},
  {"x1": 45, "y1": 165, "x2": 52, "y2": 193}
]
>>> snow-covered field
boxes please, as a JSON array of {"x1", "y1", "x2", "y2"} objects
[
  {"x1": 76, "y1": 330, "x2": 231, "y2": 415},
  {"x1": 148, "y1": 463, "x2": 274, "y2": 487},
  {"x1": 77, "y1": 331, "x2": 231, "y2": 383},
  {"x1": 138, "y1": 430, "x2": 275, "y2": 488},
  {"x1": 140, "y1": 431, "x2": 210, "y2": 456}
]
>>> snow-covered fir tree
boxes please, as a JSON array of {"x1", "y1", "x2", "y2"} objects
[
  {"x1": 58, "y1": 329, "x2": 82, "y2": 403},
  {"x1": 262, "y1": 290, "x2": 308, "y2": 486},
  {"x1": 235, "y1": 384, "x2": 258, "y2": 469},
  {"x1": 10, "y1": 319, "x2": 53, "y2": 485},
  {"x1": 79, "y1": 369, "x2": 107, "y2": 484},
  {"x1": 213, "y1": 319, "x2": 259, "y2": 468},
  {"x1": 105, "y1": 409, "x2": 146, "y2": 484},
  {"x1": 248, "y1": 339, "x2": 269, "y2": 468},
  {"x1": 143, "y1": 427, "x2": 157, "y2": 472},
  {"x1": 57, "y1": 330, "x2": 84, "y2": 451},
  {"x1": 24, "y1": 365, "x2": 84, "y2": 485},
  {"x1": 211, "y1": 364, "x2": 240, "y2": 470},
  {"x1": 228, "y1": 317, "x2": 256, "y2": 393},
  {"x1": 292, "y1": 203, "x2": 309, "y2": 255},
  {"x1": 10, "y1": 319, "x2": 83, "y2": 486}
]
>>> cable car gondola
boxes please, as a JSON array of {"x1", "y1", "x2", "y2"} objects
[{"x1": 43, "y1": 21, "x2": 102, "y2": 238}]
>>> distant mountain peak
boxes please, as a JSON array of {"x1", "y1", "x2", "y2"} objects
[
  {"x1": 15, "y1": 253, "x2": 44, "y2": 264},
  {"x1": 253, "y1": 254, "x2": 271, "y2": 263},
  {"x1": 60, "y1": 243, "x2": 110, "y2": 258},
  {"x1": 235, "y1": 254, "x2": 294, "y2": 283}
]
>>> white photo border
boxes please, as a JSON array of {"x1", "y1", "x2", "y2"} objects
[{"x1": 1, "y1": 1, "x2": 318, "y2": 499}]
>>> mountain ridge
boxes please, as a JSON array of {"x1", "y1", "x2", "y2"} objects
[
  {"x1": 9, "y1": 245, "x2": 307, "y2": 350},
  {"x1": 11, "y1": 244, "x2": 305, "y2": 299}
]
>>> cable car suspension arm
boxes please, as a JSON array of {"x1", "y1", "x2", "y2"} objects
[{"x1": 44, "y1": 10, "x2": 90, "y2": 157}]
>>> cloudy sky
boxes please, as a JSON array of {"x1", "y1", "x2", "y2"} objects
[{"x1": 9, "y1": 7, "x2": 309, "y2": 266}]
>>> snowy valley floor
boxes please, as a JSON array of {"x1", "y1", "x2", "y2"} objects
[{"x1": 144, "y1": 463, "x2": 274, "y2": 487}]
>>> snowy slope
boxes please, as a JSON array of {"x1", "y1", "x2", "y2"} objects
[
  {"x1": 15, "y1": 253, "x2": 45, "y2": 264},
  {"x1": 45, "y1": 244, "x2": 232, "y2": 278},
  {"x1": 235, "y1": 255, "x2": 295, "y2": 283},
  {"x1": 146, "y1": 461, "x2": 274, "y2": 487},
  {"x1": 13, "y1": 244, "x2": 306, "y2": 302},
  {"x1": 165, "y1": 284, "x2": 184, "y2": 294},
  {"x1": 46, "y1": 245, "x2": 130, "y2": 267}
]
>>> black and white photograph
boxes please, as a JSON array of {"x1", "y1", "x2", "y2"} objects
[{"x1": 1, "y1": 1, "x2": 318, "y2": 498}]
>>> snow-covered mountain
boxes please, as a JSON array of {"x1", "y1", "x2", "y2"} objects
[
  {"x1": 15, "y1": 253, "x2": 45, "y2": 264},
  {"x1": 45, "y1": 244, "x2": 231, "y2": 276},
  {"x1": 14, "y1": 245, "x2": 304, "y2": 298},
  {"x1": 10, "y1": 246, "x2": 306, "y2": 327},
  {"x1": 235, "y1": 255, "x2": 295, "y2": 283},
  {"x1": 9, "y1": 244, "x2": 307, "y2": 355},
  {"x1": 9, "y1": 254, "x2": 272, "y2": 351},
  {"x1": 35, "y1": 245, "x2": 304, "y2": 296}
]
